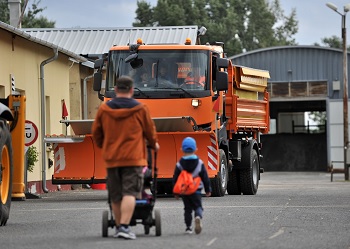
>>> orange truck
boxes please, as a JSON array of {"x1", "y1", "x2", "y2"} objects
[
  {"x1": 0, "y1": 93, "x2": 26, "y2": 226},
  {"x1": 46, "y1": 33, "x2": 270, "y2": 197}
]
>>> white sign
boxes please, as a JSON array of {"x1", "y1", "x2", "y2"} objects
[{"x1": 25, "y1": 120, "x2": 38, "y2": 146}]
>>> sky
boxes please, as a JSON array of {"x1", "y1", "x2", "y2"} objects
[{"x1": 38, "y1": 0, "x2": 350, "y2": 46}]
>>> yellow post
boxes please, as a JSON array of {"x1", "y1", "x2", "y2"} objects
[{"x1": 9, "y1": 95, "x2": 26, "y2": 199}]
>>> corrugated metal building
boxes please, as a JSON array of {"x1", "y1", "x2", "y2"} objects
[
  {"x1": 230, "y1": 46, "x2": 349, "y2": 172},
  {"x1": 23, "y1": 26, "x2": 198, "y2": 58}
]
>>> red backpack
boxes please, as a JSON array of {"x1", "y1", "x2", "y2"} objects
[{"x1": 173, "y1": 160, "x2": 202, "y2": 195}]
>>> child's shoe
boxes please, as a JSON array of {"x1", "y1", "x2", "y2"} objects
[
  {"x1": 185, "y1": 226, "x2": 193, "y2": 234},
  {"x1": 194, "y1": 216, "x2": 202, "y2": 234}
]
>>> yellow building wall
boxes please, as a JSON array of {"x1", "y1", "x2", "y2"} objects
[
  {"x1": 69, "y1": 63, "x2": 82, "y2": 121},
  {"x1": 0, "y1": 28, "x2": 91, "y2": 188}
]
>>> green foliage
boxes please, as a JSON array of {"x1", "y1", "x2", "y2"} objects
[
  {"x1": 308, "y1": 111, "x2": 327, "y2": 133},
  {"x1": 0, "y1": 0, "x2": 9, "y2": 24},
  {"x1": 133, "y1": 0, "x2": 298, "y2": 56},
  {"x1": 21, "y1": 0, "x2": 55, "y2": 28},
  {"x1": 319, "y1": 35, "x2": 348, "y2": 50},
  {"x1": 27, "y1": 146, "x2": 39, "y2": 173},
  {"x1": 0, "y1": 0, "x2": 55, "y2": 28},
  {"x1": 308, "y1": 111, "x2": 327, "y2": 124},
  {"x1": 133, "y1": 0, "x2": 154, "y2": 27}
]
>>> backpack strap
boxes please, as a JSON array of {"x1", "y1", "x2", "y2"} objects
[
  {"x1": 176, "y1": 162, "x2": 183, "y2": 171},
  {"x1": 192, "y1": 159, "x2": 202, "y2": 177},
  {"x1": 177, "y1": 159, "x2": 202, "y2": 176}
]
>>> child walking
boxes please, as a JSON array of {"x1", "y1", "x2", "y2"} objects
[{"x1": 173, "y1": 137, "x2": 211, "y2": 234}]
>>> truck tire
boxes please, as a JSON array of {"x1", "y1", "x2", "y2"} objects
[
  {"x1": 210, "y1": 149, "x2": 228, "y2": 197},
  {"x1": 239, "y1": 148, "x2": 259, "y2": 195},
  {"x1": 227, "y1": 169, "x2": 241, "y2": 195},
  {"x1": 0, "y1": 121, "x2": 13, "y2": 226}
]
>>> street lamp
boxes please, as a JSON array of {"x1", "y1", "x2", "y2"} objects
[{"x1": 326, "y1": 2, "x2": 350, "y2": 180}]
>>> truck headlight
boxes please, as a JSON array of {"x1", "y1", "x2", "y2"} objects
[{"x1": 191, "y1": 99, "x2": 201, "y2": 107}]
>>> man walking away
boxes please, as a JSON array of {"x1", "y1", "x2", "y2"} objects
[{"x1": 92, "y1": 76, "x2": 159, "y2": 240}]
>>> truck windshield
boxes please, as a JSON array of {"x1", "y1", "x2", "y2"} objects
[{"x1": 106, "y1": 50, "x2": 209, "y2": 96}]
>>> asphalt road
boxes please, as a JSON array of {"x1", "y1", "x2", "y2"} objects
[{"x1": 1, "y1": 172, "x2": 349, "y2": 249}]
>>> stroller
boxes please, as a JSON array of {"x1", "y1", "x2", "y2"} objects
[{"x1": 102, "y1": 150, "x2": 161, "y2": 237}]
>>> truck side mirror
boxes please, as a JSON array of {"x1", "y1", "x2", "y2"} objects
[
  {"x1": 125, "y1": 53, "x2": 138, "y2": 63},
  {"x1": 93, "y1": 72, "x2": 102, "y2": 91},
  {"x1": 216, "y1": 58, "x2": 229, "y2": 69},
  {"x1": 94, "y1": 58, "x2": 104, "y2": 69},
  {"x1": 216, "y1": 71, "x2": 228, "y2": 91}
]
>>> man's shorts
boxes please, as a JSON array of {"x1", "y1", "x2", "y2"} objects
[{"x1": 107, "y1": 166, "x2": 144, "y2": 203}]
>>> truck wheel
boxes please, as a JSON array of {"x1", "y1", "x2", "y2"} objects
[
  {"x1": 211, "y1": 149, "x2": 228, "y2": 197},
  {"x1": 227, "y1": 169, "x2": 241, "y2": 195},
  {"x1": 240, "y1": 149, "x2": 259, "y2": 195},
  {"x1": 0, "y1": 121, "x2": 13, "y2": 226}
]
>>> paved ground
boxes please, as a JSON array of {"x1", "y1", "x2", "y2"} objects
[{"x1": 1, "y1": 172, "x2": 349, "y2": 249}]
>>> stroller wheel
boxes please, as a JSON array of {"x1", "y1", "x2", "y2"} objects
[
  {"x1": 154, "y1": 209, "x2": 161, "y2": 236},
  {"x1": 102, "y1": 210, "x2": 109, "y2": 237},
  {"x1": 144, "y1": 225, "x2": 150, "y2": 235}
]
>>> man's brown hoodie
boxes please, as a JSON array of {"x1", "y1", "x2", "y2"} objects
[{"x1": 92, "y1": 98, "x2": 157, "y2": 168}]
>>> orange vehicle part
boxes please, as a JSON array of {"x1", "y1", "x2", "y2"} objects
[
  {"x1": 226, "y1": 91, "x2": 270, "y2": 134},
  {"x1": 51, "y1": 135, "x2": 105, "y2": 184},
  {"x1": 9, "y1": 95, "x2": 26, "y2": 199},
  {"x1": 156, "y1": 131, "x2": 219, "y2": 179},
  {"x1": 140, "y1": 96, "x2": 214, "y2": 124},
  {"x1": 0, "y1": 141, "x2": 11, "y2": 205},
  {"x1": 51, "y1": 131, "x2": 219, "y2": 183}
]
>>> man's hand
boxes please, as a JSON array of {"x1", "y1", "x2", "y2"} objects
[
  {"x1": 155, "y1": 142, "x2": 160, "y2": 152},
  {"x1": 205, "y1": 192, "x2": 211, "y2": 197}
]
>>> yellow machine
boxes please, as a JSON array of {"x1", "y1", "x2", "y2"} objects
[
  {"x1": 46, "y1": 30, "x2": 270, "y2": 197},
  {"x1": 0, "y1": 93, "x2": 26, "y2": 226}
]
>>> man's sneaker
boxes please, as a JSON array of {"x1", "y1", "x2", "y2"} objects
[
  {"x1": 112, "y1": 226, "x2": 120, "y2": 238},
  {"x1": 194, "y1": 216, "x2": 202, "y2": 234},
  {"x1": 185, "y1": 227, "x2": 193, "y2": 234},
  {"x1": 114, "y1": 226, "x2": 136, "y2": 240}
]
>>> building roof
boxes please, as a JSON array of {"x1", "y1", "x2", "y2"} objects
[
  {"x1": 0, "y1": 21, "x2": 91, "y2": 66},
  {"x1": 229, "y1": 45, "x2": 343, "y2": 60},
  {"x1": 22, "y1": 26, "x2": 199, "y2": 57}
]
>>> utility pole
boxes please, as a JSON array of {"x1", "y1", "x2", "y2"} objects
[
  {"x1": 342, "y1": 11, "x2": 349, "y2": 180},
  {"x1": 327, "y1": 2, "x2": 350, "y2": 180}
]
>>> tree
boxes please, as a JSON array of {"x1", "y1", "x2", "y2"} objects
[
  {"x1": 314, "y1": 35, "x2": 350, "y2": 50},
  {"x1": 133, "y1": 0, "x2": 153, "y2": 27},
  {"x1": 0, "y1": 0, "x2": 55, "y2": 28},
  {"x1": 21, "y1": 0, "x2": 55, "y2": 28},
  {"x1": 308, "y1": 111, "x2": 326, "y2": 133},
  {"x1": 133, "y1": 0, "x2": 298, "y2": 56},
  {"x1": 0, "y1": 0, "x2": 9, "y2": 23}
]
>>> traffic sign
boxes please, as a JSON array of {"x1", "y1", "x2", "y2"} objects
[{"x1": 25, "y1": 120, "x2": 38, "y2": 146}]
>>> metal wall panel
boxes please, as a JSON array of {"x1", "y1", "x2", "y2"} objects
[
  {"x1": 230, "y1": 46, "x2": 350, "y2": 169},
  {"x1": 327, "y1": 99, "x2": 350, "y2": 168},
  {"x1": 230, "y1": 46, "x2": 347, "y2": 100}
]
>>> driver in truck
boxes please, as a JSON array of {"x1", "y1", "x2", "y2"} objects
[{"x1": 183, "y1": 67, "x2": 205, "y2": 88}]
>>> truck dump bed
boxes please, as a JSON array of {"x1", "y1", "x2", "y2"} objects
[{"x1": 226, "y1": 65, "x2": 270, "y2": 134}]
